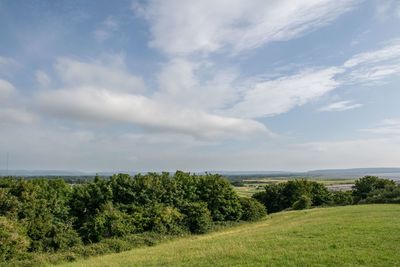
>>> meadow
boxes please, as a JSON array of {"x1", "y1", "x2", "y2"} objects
[{"x1": 58, "y1": 204, "x2": 400, "y2": 267}]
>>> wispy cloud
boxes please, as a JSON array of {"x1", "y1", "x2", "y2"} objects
[
  {"x1": 35, "y1": 70, "x2": 51, "y2": 87},
  {"x1": 343, "y1": 39, "x2": 400, "y2": 68},
  {"x1": 342, "y1": 39, "x2": 400, "y2": 84},
  {"x1": 226, "y1": 67, "x2": 343, "y2": 118},
  {"x1": 375, "y1": 0, "x2": 400, "y2": 21},
  {"x1": 0, "y1": 79, "x2": 16, "y2": 101},
  {"x1": 94, "y1": 16, "x2": 119, "y2": 42},
  {"x1": 0, "y1": 56, "x2": 18, "y2": 76},
  {"x1": 319, "y1": 100, "x2": 363, "y2": 112},
  {"x1": 135, "y1": 0, "x2": 359, "y2": 56},
  {"x1": 361, "y1": 118, "x2": 400, "y2": 135}
]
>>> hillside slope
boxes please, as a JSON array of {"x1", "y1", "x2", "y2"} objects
[{"x1": 58, "y1": 204, "x2": 400, "y2": 267}]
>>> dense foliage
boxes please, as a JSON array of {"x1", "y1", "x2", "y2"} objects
[
  {"x1": 353, "y1": 176, "x2": 400, "y2": 204},
  {"x1": 0, "y1": 216, "x2": 29, "y2": 261},
  {"x1": 253, "y1": 177, "x2": 400, "y2": 213},
  {"x1": 253, "y1": 179, "x2": 331, "y2": 213},
  {"x1": 0, "y1": 172, "x2": 255, "y2": 263},
  {"x1": 352, "y1": 176, "x2": 396, "y2": 202}
]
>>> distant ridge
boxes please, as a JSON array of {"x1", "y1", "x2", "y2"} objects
[{"x1": 1, "y1": 168, "x2": 400, "y2": 180}]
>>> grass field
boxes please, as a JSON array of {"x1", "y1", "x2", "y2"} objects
[{"x1": 57, "y1": 204, "x2": 400, "y2": 267}]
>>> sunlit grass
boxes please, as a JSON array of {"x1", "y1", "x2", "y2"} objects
[{"x1": 57, "y1": 204, "x2": 400, "y2": 267}]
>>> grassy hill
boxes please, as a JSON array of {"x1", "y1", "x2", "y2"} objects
[{"x1": 58, "y1": 204, "x2": 400, "y2": 267}]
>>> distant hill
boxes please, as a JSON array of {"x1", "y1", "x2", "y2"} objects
[
  {"x1": 306, "y1": 168, "x2": 400, "y2": 179},
  {"x1": 1, "y1": 168, "x2": 400, "y2": 180}
]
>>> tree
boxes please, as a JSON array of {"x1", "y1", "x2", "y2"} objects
[
  {"x1": 353, "y1": 176, "x2": 396, "y2": 201},
  {"x1": 253, "y1": 183, "x2": 285, "y2": 213},
  {"x1": 196, "y1": 174, "x2": 242, "y2": 221}
]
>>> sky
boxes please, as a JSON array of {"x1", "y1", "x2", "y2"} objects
[{"x1": 0, "y1": 0, "x2": 400, "y2": 172}]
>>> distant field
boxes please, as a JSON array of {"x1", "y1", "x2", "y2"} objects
[
  {"x1": 234, "y1": 177, "x2": 356, "y2": 197},
  {"x1": 58, "y1": 204, "x2": 400, "y2": 267}
]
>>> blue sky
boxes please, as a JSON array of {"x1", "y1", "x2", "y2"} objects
[{"x1": 1, "y1": 0, "x2": 400, "y2": 172}]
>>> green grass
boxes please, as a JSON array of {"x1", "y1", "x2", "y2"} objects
[
  {"x1": 57, "y1": 204, "x2": 400, "y2": 267},
  {"x1": 234, "y1": 186, "x2": 262, "y2": 197}
]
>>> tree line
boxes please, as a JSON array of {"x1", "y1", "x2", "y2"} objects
[
  {"x1": 253, "y1": 176, "x2": 400, "y2": 213},
  {"x1": 0, "y1": 172, "x2": 265, "y2": 263}
]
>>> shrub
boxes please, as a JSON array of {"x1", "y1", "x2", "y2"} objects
[
  {"x1": 144, "y1": 204, "x2": 184, "y2": 234},
  {"x1": 310, "y1": 182, "x2": 332, "y2": 206},
  {"x1": 332, "y1": 191, "x2": 354, "y2": 205},
  {"x1": 363, "y1": 184, "x2": 400, "y2": 204},
  {"x1": 240, "y1": 198, "x2": 267, "y2": 221},
  {"x1": 253, "y1": 183, "x2": 285, "y2": 213},
  {"x1": 0, "y1": 216, "x2": 30, "y2": 261},
  {"x1": 353, "y1": 176, "x2": 396, "y2": 202},
  {"x1": 253, "y1": 180, "x2": 332, "y2": 213},
  {"x1": 180, "y1": 202, "x2": 212, "y2": 234},
  {"x1": 79, "y1": 202, "x2": 135, "y2": 243},
  {"x1": 292, "y1": 195, "x2": 312, "y2": 210}
]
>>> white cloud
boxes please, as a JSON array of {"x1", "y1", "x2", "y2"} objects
[
  {"x1": 343, "y1": 40, "x2": 400, "y2": 68},
  {"x1": 135, "y1": 0, "x2": 359, "y2": 56},
  {"x1": 55, "y1": 57, "x2": 146, "y2": 93},
  {"x1": 347, "y1": 64, "x2": 400, "y2": 84},
  {"x1": 0, "y1": 79, "x2": 16, "y2": 101},
  {"x1": 0, "y1": 108, "x2": 36, "y2": 125},
  {"x1": 342, "y1": 40, "x2": 400, "y2": 84},
  {"x1": 361, "y1": 118, "x2": 400, "y2": 135},
  {"x1": 319, "y1": 100, "x2": 363, "y2": 112},
  {"x1": 35, "y1": 70, "x2": 51, "y2": 87},
  {"x1": 155, "y1": 58, "x2": 239, "y2": 110},
  {"x1": 36, "y1": 86, "x2": 268, "y2": 139},
  {"x1": 94, "y1": 16, "x2": 119, "y2": 41},
  {"x1": 0, "y1": 56, "x2": 18, "y2": 76},
  {"x1": 34, "y1": 56, "x2": 269, "y2": 140},
  {"x1": 0, "y1": 79, "x2": 37, "y2": 125},
  {"x1": 226, "y1": 67, "x2": 343, "y2": 118}
]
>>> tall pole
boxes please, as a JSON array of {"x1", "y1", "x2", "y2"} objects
[{"x1": 6, "y1": 152, "x2": 9, "y2": 176}]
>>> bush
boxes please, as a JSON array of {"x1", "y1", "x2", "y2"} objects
[
  {"x1": 240, "y1": 198, "x2": 267, "y2": 221},
  {"x1": 180, "y1": 202, "x2": 212, "y2": 234},
  {"x1": 353, "y1": 176, "x2": 395, "y2": 202},
  {"x1": 253, "y1": 180, "x2": 332, "y2": 213},
  {"x1": 79, "y1": 202, "x2": 135, "y2": 243},
  {"x1": 253, "y1": 184, "x2": 285, "y2": 213},
  {"x1": 0, "y1": 216, "x2": 30, "y2": 261},
  {"x1": 332, "y1": 191, "x2": 354, "y2": 206},
  {"x1": 292, "y1": 195, "x2": 312, "y2": 210},
  {"x1": 363, "y1": 184, "x2": 400, "y2": 204},
  {"x1": 144, "y1": 204, "x2": 184, "y2": 234}
]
